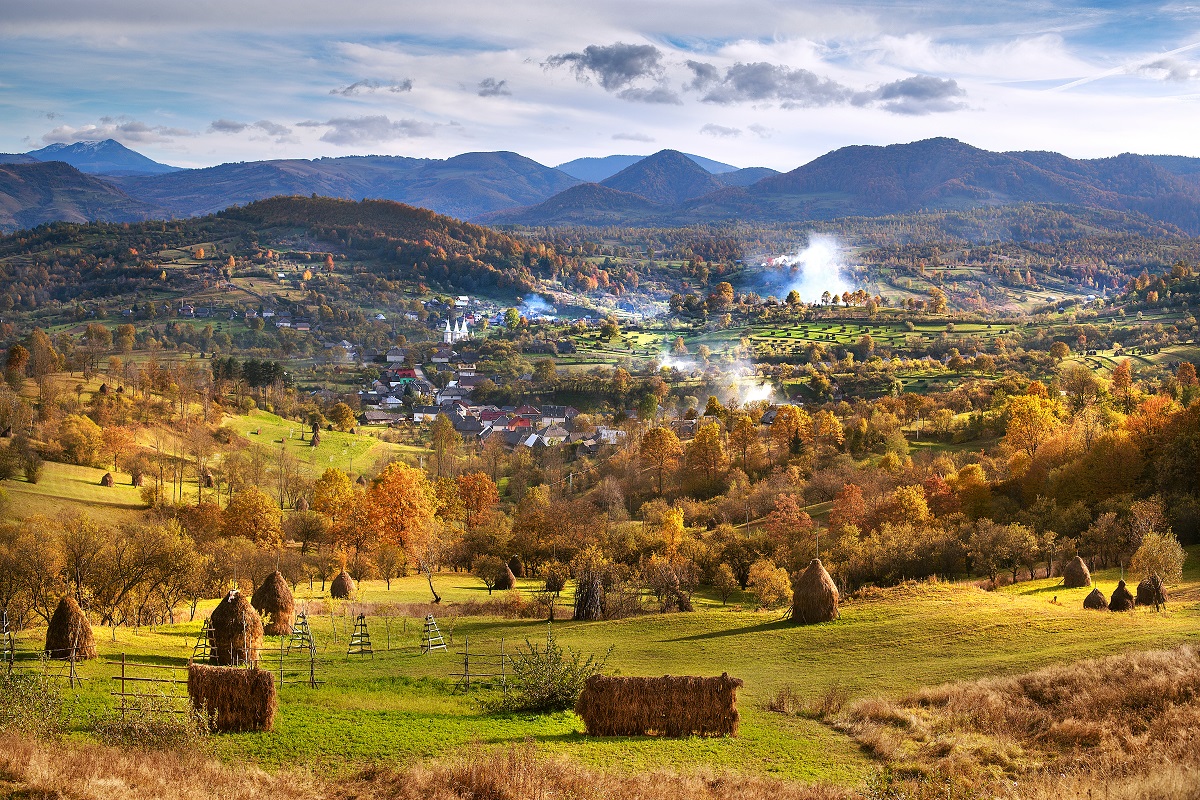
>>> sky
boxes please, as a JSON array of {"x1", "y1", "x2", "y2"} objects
[{"x1": 2, "y1": 1, "x2": 1200, "y2": 170}]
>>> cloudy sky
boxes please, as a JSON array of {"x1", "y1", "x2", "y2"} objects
[{"x1": 2, "y1": 1, "x2": 1199, "y2": 170}]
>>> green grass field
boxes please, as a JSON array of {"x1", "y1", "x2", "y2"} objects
[
  {"x1": 10, "y1": 553, "x2": 1199, "y2": 787},
  {"x1": 225, "y1": 410, "x2": 413, "y2": 478},
  {"x1": 2, "y1": 461, "x2": 145, "y2": 524}
]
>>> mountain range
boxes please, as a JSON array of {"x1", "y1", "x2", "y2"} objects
[{"x1": 4, "y1": 137, "x2": 1200, "y2": 236}]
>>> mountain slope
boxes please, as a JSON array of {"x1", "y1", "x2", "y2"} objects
[
  {"x1": 27, "y1": 139, "x2": 180, "y2": 175},
  {"x1": 556, "y1": 152, "x2": 739, "y2": 181},
  {"x1": 0, "y1": 162, "x2": 163, "y2": 233},
  {"x1": 599, "y1": 149, "x2": 724, "y2": 205},
  {"x1": 479, "y1": 182, "x2": 660, "y2": 225},
  {"x1": 713, "y1": 166, "x2": 779, "y2": 188},
  {"x1": 108, "y1": 152, "x2": 580, "y2": 219}
]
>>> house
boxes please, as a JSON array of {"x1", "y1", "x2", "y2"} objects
[
  {"x1": 537, "y1": 424, "x2": 569, "y2": 445},
  {"x1": 596, "y1": 427, "x2": 627, "y2": 445},
  {"x1": 540, "y1": 405, "x2": 579, "y2": 426},
  {"x1": 453, "y1": 416, "x2": 484, "y2": 437},
  {"x1": 455, "y1": 362, "x2": 477, "y2": 377},
  {"x1": 295, "y1": 322, "x2": 311, "y2": 332},
  {"x1": 436, "y1": 386, "x2": 469, "y2": 405},
  {"x1": 431, "y1": 347, "x2": 454, "y2": 364},
  {"x1": 385, "y1": 347, "x2": 408, "y2": 363},
  {"x1": 413, "y1": 406, "x2": 443, "y2": 423},
  {"x1": 375, "y1": 313, "x2": 387, "y2": 321},
  {"x1": 669, "y1": 419, "x2": 698, "y2": 439},
  {"x1": 362, "y1": 410, "x2": 402, "y2": 425}
]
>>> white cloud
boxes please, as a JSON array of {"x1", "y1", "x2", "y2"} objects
[{"x1": 42, "y1": 116, "x2": 193, "y2": 145}]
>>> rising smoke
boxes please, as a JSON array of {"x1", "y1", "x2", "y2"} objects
[{"x1": 755, "y1": 234, "x2": 855, "y2": 303}]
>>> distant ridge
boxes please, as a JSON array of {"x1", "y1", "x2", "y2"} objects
[
  {"x1": 599, "y1": 150, "x2": 724, "y2": 205},
  {"x1": 0, "y1": 161, "x2": 163, "y2": 233},
  {"x1": 557, "y1": 152, "x2": 741, "y2": 182}
]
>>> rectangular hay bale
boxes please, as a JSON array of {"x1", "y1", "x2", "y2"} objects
[
  {"x1": 187, "y1": 663, "x2": 277, "y2": 732},
  {"x1": 575, "y1": 673, "x2": 743, "y2": 737}
]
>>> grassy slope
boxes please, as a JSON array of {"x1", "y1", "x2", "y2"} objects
[
  {"x1": 224, "y1": 409, "x2": 415, "y2": 477},
  {"x1": 2, "y1": 461, "x2": 145, "y2": 524},
  {"x1": 11, "y1": 553, "x2": 1199, "y2": 786}
]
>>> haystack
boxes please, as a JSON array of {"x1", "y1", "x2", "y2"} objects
[
  {"x1": 330, "y1": 570, "x2": 356, "y2": 599},
  {"x1": 209, "y1": 590, "x2": 264, "y2": 665},
  {"x1": 791, "y1": 559, "x2": 838, "y2": 624},
  {"x1": 1061, "y1": 556, "x2": 1091, "y2": 588},
  {"x1": 1136, "y1": 575, "x2": 1167, "y2": 610},
  {"x1": 1109, "y1": 580, "x2": 1135, "y2": 612},
  {"x1": 250, "y1": 571, "x2": 295, "y2": 636},
  {"x1": 99, "y1": 472, "x2": 114, "y2": 487},
  {"x1": 508, "y1": 555, "x2": 525, "y2": 579},
  {"x1": 495, "y1": 564, "x2": 516, "y2": 591},
  {"x1": 187, "y1": 664, "x2": 277, "y2": 732},
  {"x1": 576, "y1": 673, "x2": 743, "y2": 737},
  {"x1": 45, "y1": 596, "x2": 97, "y2": 661},
  {"x1": 295, "y1": 496, "x2": 309, "y2": 512},
  {"x1": 310, "y1": 430, "x2": 321, "y2": 448},
  {"x1": 1083, "y1": 587, "x2": 1109, "y2": 610}
]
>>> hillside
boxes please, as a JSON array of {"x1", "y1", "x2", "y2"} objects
[
  {"x1": 0, "y1": 161, "x2": 164, "y2": 233},
  {"x1": 108, "y1": 151, "x2": 580, "y2": 220},
  {"x1": 477, "y1": 182, "x2": 661, "y2": 225},
  {"x1": 556, "y1": 152, "x2": 740, "y2": 182}
]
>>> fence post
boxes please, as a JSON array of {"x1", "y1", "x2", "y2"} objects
[
  {"x1": 463, "y1": 635, "x2": 469, "y2": 692},
  {"x1": 279, "y1": 634, "x2": 284, "y2": 689},
  {"x1": 120, "y1": 653, "x2": 126, "y2": 720},
  {"x1": 500, "y1": 636, "x2": 506, "y2": 697}
]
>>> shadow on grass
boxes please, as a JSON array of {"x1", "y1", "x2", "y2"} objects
[{"x1": 667, "y1": 617, "x2": 793, "y2": 642}]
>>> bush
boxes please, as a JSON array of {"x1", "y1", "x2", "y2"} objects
[
  {"x1": 0, "y1": 672, "x2": 65, "y2": 737},
  {"x1": 92, "y1": 698, "x2": 211, "y2": 749},
  {"x1": 747, "y1": 558, "x2": 792, "y2": 609},
  {"x1": 492, "y1": 625, "x2": 610, "y2": 712},
  {"x1": 22, "y1": 450, "x2": 43, "y2": 483}
]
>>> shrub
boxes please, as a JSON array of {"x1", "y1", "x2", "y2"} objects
[
  {"x1": 747, "y1": 558, "x2": 792, "y2": 609},
  {"x1": 493, "y1": 625, "x2": 610, "y2": 712},
  {"x1": 1130, "y1": 530, "x2": 1187, "y2": 584},
  {"x1": 0, "y1": 672, "x2": 65, "y2": 737},
  {"x1": 92, "y1": 698, "x2": 210, "y2": 748},
  {"x1": 22, "y1": 450, "x2": 43, "y2": 483}
]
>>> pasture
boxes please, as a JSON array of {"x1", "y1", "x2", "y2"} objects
[{"x1": 8, "y1": 553, "x2": 1199, "y2": 786}]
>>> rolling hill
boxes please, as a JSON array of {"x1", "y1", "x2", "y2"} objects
[
  {"x1": 599, "y1": 149, "x2": 725, "y2": 205},
  {"x1": 0, "y1": 161, "x2": 164, "y2": 233}
]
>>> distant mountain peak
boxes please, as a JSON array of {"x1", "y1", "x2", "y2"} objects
[
  {"x1": 600, "y1": 149, "x2": 724, "y2": 205},
  {"x1": 25, "y1": 139, "x2": 180, "y2": 176}
]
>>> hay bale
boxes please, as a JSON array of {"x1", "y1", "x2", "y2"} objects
[
  {"x1": 791, "y1": 558, "x2": 838, "y2": 624},
  {"x1": 203, "y1": 471, "x2": 215, "y2": 488},
  {"x1": 508, "y1": 555, "x2": 525, "y2": 579},
  {"x1": 250, "y1": 571, "x2": 295, "y2": 636},
  {"x1": 1136, "y1": 574, "x2": 1167, "y2": 609},
  {"x1": 495, "y1": 564, "x2": 516, "y2": 591},
  {"x1": 187, "y1": 664, "x2": 277, "y2": 732},
  {"x1": 45, "y1": 596, "x2": 97, "y2": 660},
  {"x1": 210, "y1": 590, "x2": 264, "y2": 665},
  {"x1": 330, "y1": 571, "x2": 356, "y2": 599},
  {"x1": 1109, "y1": 580, "x2": 1135, "y2": 612},
  {"x1": 295, "y1": 496, "x2": 309, "y2": 512},
  {"x1": 1083, "y1": 587, "x2": 1109, "y2": 610},
  {"x1": 576, "y1": 674, "x2": 743, "y2": 737},
  {"x1": 310, "y1": 430, "x2": 321, "y2": 448},
  {"x1": 1061, "y1": 556, "x2": 1091, "y2": 588},
  {"x1": 99, "y1": 472, "x2": 114, "y2": 487}
]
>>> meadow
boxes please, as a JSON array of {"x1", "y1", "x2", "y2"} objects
[{"x1": 9, "y1": 551, "x2": 1199, "y2": 788}]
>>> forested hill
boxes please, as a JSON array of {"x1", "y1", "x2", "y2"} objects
[{"x1": 0, "y1": 161, "x2": 163, "y2": 233}]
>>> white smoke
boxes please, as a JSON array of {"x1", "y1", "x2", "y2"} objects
[
  {"x1": 518, "y1": 295, "x2": 555, "y2": 319},
  {"x1": 757, "y1": 234, "x2": 855, "y2": 303}
]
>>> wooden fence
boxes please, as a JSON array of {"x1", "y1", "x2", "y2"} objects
[{"x1": 108, "y1": 654, "x2": 190, "y2": 718}]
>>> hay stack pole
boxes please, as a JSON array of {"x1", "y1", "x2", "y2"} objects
[
  {"x1": 210, "y1": 590, "x2": 264, "y2": 666},
  {"x1": 45, "y1": 596, "x2": 97, "y2": 661},
  {"x1": 1061, "y1": 556, "x2": 1091, "y2": 588},
  {"x1": 250, "y1": 570, "x2": 296, "y2": 636},
  {"x1": 791, "y1": 558, "x2": 839, "y2": 624}
]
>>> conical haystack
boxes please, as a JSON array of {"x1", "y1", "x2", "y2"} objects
[
  {"x1": 1136, "y1": 575, "x2": 1167, "y2": 609},
  {"x1": 1109, "y1": 580, "x2": 1135, "y2": 612},
  {"x1": 1061, "y1": 556, "x2": 1091, "y2": 588},
  {"x1": 330, "y1": 570, "x2": 356, "y2": 599},
  {"x1": 210, "y1": 590, "x2": 264, "y2": 665},
  {"x1": 1083, "y1": 587, "x2": 1108, "y2": 610},
  {"x1": 45, "y1": 596, "x2": 97, "y2": 660},
  {"x1": 494, "y1": 564, "x2": 516, "y2": 591},
  {"x1": 99, "y1": 472, "x2": 114, "y2": 487},
  {"x1": 508, "y1": 555, "x2": 525, "y2": 579},
  {"x1": 791, "y1": 559, "x2": 838, "y2": 624},
  {"x1": 250, "y1": 571, "x2": 295, "y2": 635}
]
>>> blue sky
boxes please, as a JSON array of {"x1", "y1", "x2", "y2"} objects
[{"x1": 1, "y1": 1, "x2": 1199, "y2": 169}]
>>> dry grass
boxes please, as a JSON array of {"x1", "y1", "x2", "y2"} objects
[
  {"x1": 831, "y1": 644, "x2": 1200, "y2": 795},
  {"x1": 575, "y1": 674, "x2": 743, "y2": 737},
  {"x1": 0, "y1": 735, "x2": 849, "y2": 800}
]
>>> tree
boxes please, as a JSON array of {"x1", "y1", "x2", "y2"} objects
[
  {"x1": 504, "y1": 308, "x2": 521, "y2": 330},
  {"x1": 685, "y1": 420, "x2": 728, "y2": 492},
  {"x1": 1111, "y1": 359, "x2": 1135, "y2": 412},
  {"x1": 473, "y1": 554, "x2": 505, "y2": 594},
  {"x1": 1130, "y1": 531, "x2": 1186, "y2": 584},
  {"x1": 456, "y1": 471, "x2": 499, "y2": 528},
  {"x1": 1004, "y1": 395, "x2": 1060, "y2": 457},
  {"x1": 1049, "y1": 341, "x2": 1070, "y2": 361},
  {"x1": 728, "y1": 413, "x2": 757, "y2": 468},
  {"x1": 59, "y1": 414, "x2": 104, "y2": 466},
  {"x1": 927, "y1": 287, "x2": 948, "y2": 313},
  {"x1": 713, "y1": 563, "x2": 739, "y2": 605},
  {"x1": 431, "y1": 414, "x2": 462, "y2": 478},
  {"x1": 770, "y1": 405, "x2": 812, "y2": 459},
  {"x1": 639, "y1": 426, "x2": 682, "y2": 494},
  {"x1": 375, "y1": 542, "x2": 406, "y2": 589},
  {"x1": 672, "y1": 337, "x2": 688, "y2": 355},
  {"x1": 311, "y1": 468, "x2": 355, "y2": 527},
  {"x1": 367, "y1": 462, "x2": 438, "y2": 562},
  {"x1": 746, "y1": 558, "x2": 791, "y2": 609},
  {"x1": 533, "y1": 359, "x2": 557, "y2": 384},
  {"x1": 223, "y1": 486, "x2": 283, "y2": 547},
  {"x1": 600, "y1": 316, "x2": 620, "y2": 340},
  {"x1": 328, "y1": 403, "x2": 356, "y2": 432},
  {"x1": 284, "y1": 511, "x2": 330, "y2": 553},
  {"x1": 4, "y1": 344, "x2": 28, "y2": 389}
]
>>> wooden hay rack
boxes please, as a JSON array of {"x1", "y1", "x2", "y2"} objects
[
  {"x1": 286, "y1": 611, "x2": 317, "y2": 654},
  {"x1": 108, "y1": 653, "x2": 190, "y2": 719},
  {"x1": 191, "y1": 617, "x2": 216, "y2": 664},
  {"x1": 451, "y1": 635, "x2": 510, "y2": 694},
  {"x1": 271, "y1": 629, "x2": 322, "y2": 689},
  {"x1": 421, "y1": 614, "x2": 447, "y2": 654},
  {"x1": 347, "y1": 614, "x2": 374, "y2": 658}
]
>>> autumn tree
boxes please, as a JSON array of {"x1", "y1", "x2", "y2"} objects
[
  {"x1": 1111, "y1": 359, "x2": 1135, "y2": 412},
  {"x1": 431, "y1": 413, "x2": 461, "y2": 478},
  {"x1": 311, "y1": 468, "x2": 355, "y2": 527},
  {"x1": 328, "y1": 402, "x2": 356, "y2": 432},
  {"x1": 747, "y1": 558, "x2": 791, "y2": 609},
  {"x1": 456, "y1": 471, "x2": 498, "y2": 528},
  {"x1": 1004, "y1": 395, "x2": 1061, "y2": 457},
  {"x1": 367, "y1": 462, "x2": 438, "y2": 563},
  {"x1": 223, "y1": 486, "x2": 283, "y2": 548},
  {"x1": 728, "y1": 413, "x2": 757, "y2": 468},
  {"x1": 685, "y1": 420, "x2": 728, "y2": 494},
  {"x1": 770, "y1": 405, "x2": 812, "y2": 460},
  {"x1": 4, "y1": 345, "x2": 28, "y2": 389},
  {"x1": 639, "y1": 426, "x2": 682, "y2": 494}
]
